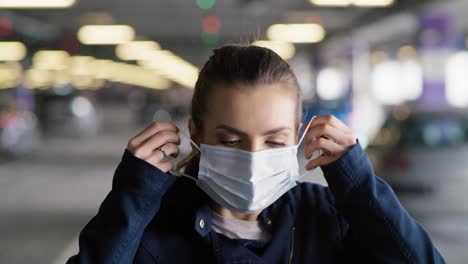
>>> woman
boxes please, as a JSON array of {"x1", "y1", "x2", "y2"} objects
[{"x1": 68, "y1": 45, "x2": 444, "y2": 263}]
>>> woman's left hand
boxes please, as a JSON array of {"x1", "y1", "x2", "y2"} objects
[{"x1": 304, "y1": 114, "x2": 357, "y2": 170}]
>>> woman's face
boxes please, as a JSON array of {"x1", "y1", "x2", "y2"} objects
[{"x1": 192, "y1": 84, "x2": 298, "y2": 152}]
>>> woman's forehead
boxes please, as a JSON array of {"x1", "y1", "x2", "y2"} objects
[{"x1": 204, "y1": 84, "x2": 297, "y2": 133}]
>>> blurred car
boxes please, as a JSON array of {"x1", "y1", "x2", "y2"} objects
[
  {"x1": 0, "y1": 110, "x2": 40, "y2": 158},
  {"x1": 367, "y1": 111, "x2": 468, "y2": 195},
  {"x1": 37, "y1": 93, "x2": 100, "y2": 137}
]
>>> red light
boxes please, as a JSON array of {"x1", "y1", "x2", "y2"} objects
[
  {"x1": 0, "y1": 18, "x2": 13, "y2": 37},
  {"x1": 202, "y1": 15, "x2": 221, "y2": 34}
]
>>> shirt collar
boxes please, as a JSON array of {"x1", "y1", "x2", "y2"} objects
[{"x1": 193, "y1": 196, "x2": 287, "y2": 237}]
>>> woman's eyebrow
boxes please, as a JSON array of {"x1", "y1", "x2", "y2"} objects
[
  {"x1": 261, "y1": 126, "x2": 291, "y2": 136},
  {"x1": 216, "y1": 125, "x2": 247, "y2": 136},
  {"x1": 216, "y1": 124, "x2": 291, "y2": 136}
]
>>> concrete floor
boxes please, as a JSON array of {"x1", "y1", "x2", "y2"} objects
[{"x1": 0, "y1": 104, "x2": 466, "y2": 263}]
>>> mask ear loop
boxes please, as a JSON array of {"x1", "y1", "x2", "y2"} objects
[
  {"x1": 169, "y1": 129, "x2": 200, "y2": 182},
  {"x1": 295, "y1": 116, "x2": 323, "y2": 181},
  {"x1": 178, "y1": 129, "x2": 201, "y2": 152},
  {"x1": 298, "y1": 116, "x2": 315, "y2": 147}
]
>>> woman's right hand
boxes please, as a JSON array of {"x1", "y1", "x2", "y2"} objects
[{"x1": 126, "y1": 122, "x2": 181, "y2": 172}]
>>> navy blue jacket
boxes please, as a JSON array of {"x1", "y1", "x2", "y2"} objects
[{"x1": 68, "y1": 143, "x2": 445, "y2": 263}]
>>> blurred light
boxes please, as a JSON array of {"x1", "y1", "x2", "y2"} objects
[
  {"x1": 423, "y1": 124, "x2": 442, "y2": 147},
  {"x1": 0, "y1": 18, "x2": 13, "y2": 37},
  {"x1": 67, "y1": 56, "x2": 101, "y2": 89},
  {"x1": 0, "y1": 0, "x2": 75, "y2": 8},
  {"x1": 372, "y1": 59, "x2": 423, "y2": 105},
  {"x1": 398, "y1": 45, "x2": 417, "y2": 60},
  {"x1": 252, "y1": 40, "x2": 296, "y2": 60},
  {"x1": 309, "y1": 0, "x2": 394, "y2": 7},
  {"x1": 202, "y1": 16, "x2": 221, "y2": 34},
  {"x1": 196, "y1": 0, "x2": 215, "y2": 10},
  {"x1": 112, "y1": 63, "x2": 171, "y2": 90},
  {"x1": 316, "y1": 67, "x2": 348, "y2": 100},
  {"x1": 33, "y1": 50, "x2": 70, "y2": 70},
  {"x1": 29, "y1": 52, "x2": 171, "y2": 90},
  {"x1": 201, "y1": 32, "x2": 219, "y2": 46},
  {"x1": 69, "y1": 56, "x2": 95, "y2": 76},
  {"x1": 77, "y1": 25, "x2": 135, "y2": 45},
  {"x1": 90, "y1": 59, "x2": 115, "y2": 80},
  {"x1": 445, "y1": 51, "x2": 468, "y2": 108},
  {"x1": 71, "y1": 96, "x2": 93, "y2": 118},
  {"x1": 0, "y1": 42, "x2": 27, "y2": 61},
  {"x1": 103, "y1": 61, "x2": 170, "y2": 89},
  {"x1": 139, "y1": 50, "x2": 199, "y2": 88},
  {"x1": 400, "y1": 60, "x2": 423, "y2": 101},
  {"x1": 352, "y1": 0, "x2": 394, "y2": 7},
  {"x1": 0, "y1": 62, "x2": 22, "y2": 89},
  {"x1": 371, "y1": 61, "x2": 403, "y2": 105},
  {"x1": 116, "y1": 41, "x2": 161, "y2": 60},
  {"x1": 71, "y1": 75, "x2": 99, "y2": 90},
  {"x1": 446, "y1": 123, "x2": 464, "y2": 144},
  {"x1": 309, "y1": 0, "x2": 350, "y2": 7},
  {"x1": 267, "y1": 24, "x2": 325, "y2": 43},
  {"x1": 24, "y1": 69, "x2": 52, "y2": 89}
]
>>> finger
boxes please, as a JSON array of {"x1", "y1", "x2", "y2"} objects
[
  {"x1": 305, "y1": 155, "x2": 333, "y2": 170},
  {"x1": 145, "y1": 143, "x2": 180, "y2": 166},
  {"x1": 305, "y1": 137, "x2": 345, "y2": 159},
  {"x1": 143, "y1": 130, "x2": 180, "y2": 152},
  {"x1": 130, "y1": 122, "x2": 178, "y2": 146},
  {"x1": 152, "y1": 143, "x2": 180, "y2": 162},
  {"x1": 157, "y1": 160, "x2": 174, "y2": 173},
  {"x1": 305, "y1": 123, "x2": 350, "y2": 145},
  {"x1": 310, "y1": 114, "x2": 353, "y2": 135},
  {"x1": 132, "y1": 131, "x2": 180, "y2": 159}
]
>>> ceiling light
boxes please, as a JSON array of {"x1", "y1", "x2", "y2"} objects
[
  {"x1": 309, "y1": 0, "x2": 394, "y2": 7},
  {"x1": 77, "y1": 25, "x2": 135, "y2": 45},
  {"x1": 252, "y1": 41, "x2": 296, "y2": 60},
  {"x1": 139, "y1": 50, "x2": 199, "y2": 88},
  {"x1": 309, "y1": 0, "x2": 350, "y2": 7},
  {"x1": 0, "y1": 62, "x2": 22, "y2": 89},
  {"x1": 0, "y1": 42, "x2": 27, "y2": 61},
  {"x1": 267, "y1": 24, "x2": 325, "y2": 44},
  {"x1": 0, "y1": 0, "x2": 75, "y2": 8},
  {"x1": 116, "y1": 41, "x2": 161, "y2": 60},
  {"x1": 351, "y1": 0, "x2": 394, "y2": 7},
  {"x1": 33, "y1": 50, "x2": 70, "y2": 70}
]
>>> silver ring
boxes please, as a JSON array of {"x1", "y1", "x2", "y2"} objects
[{"x1": 159, "y1": 147, "x2": 167, "y2": 158}]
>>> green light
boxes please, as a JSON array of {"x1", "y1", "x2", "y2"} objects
[
  {"x1": 202, "y1": 32, "x2": 219, "y2": 46},
  {"x1": 196, "y1": 0, "x2": 215, "y2": 10}
]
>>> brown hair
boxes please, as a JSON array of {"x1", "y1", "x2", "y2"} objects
[{"x1": 177, "y1": 44, "x2": 302, "y2": 177}]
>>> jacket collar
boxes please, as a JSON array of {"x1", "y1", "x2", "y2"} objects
[{"x1": 193, "y1": 192, "x2": 289, "y2": 238}]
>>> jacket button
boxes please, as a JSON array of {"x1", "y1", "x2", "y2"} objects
[
  {"x1": 266, "y1": 219, "x2": 272, "y2": 225},
  {"x1": 199, "y1": 219, "x2": 205, "y2": 229}
]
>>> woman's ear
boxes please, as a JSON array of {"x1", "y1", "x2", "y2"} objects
[{"x1": 188, "y1": 118, "x2": 200, "y2": 145}]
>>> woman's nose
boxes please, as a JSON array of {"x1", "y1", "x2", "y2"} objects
[{"x1": 244, "y1": 139, "x2": 264, "y2": 152}]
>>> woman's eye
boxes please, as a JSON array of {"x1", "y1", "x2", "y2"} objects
[
  {"x1": 221, "y1": 140, "x2": 241, "y2": 146},
  {"x1": 267, "y1": 141, "x2": 286, "y2": 147}
]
